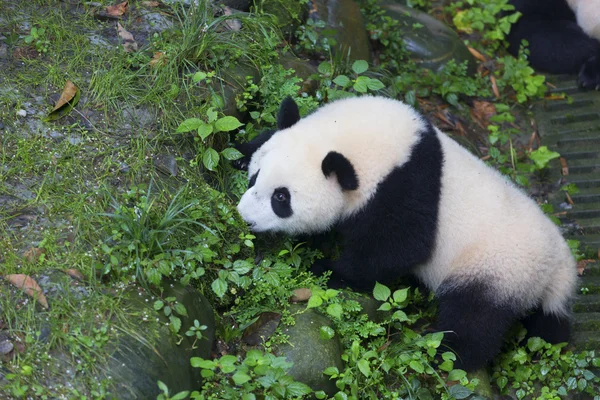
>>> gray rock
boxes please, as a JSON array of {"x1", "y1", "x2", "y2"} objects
[
  {"x1": 276, "y1": 304, "x2": 344, "y2": 395},
  {"x1": 380, "y1": 2, "x2": 476, "y2": 74}
]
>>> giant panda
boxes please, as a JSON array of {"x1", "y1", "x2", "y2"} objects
[
  {"x1": 234, "y1": 96, "x2": 577, "y2": 371},
  {"x1": 507, "y1": 0, "x2": 600, "y2": 89}
]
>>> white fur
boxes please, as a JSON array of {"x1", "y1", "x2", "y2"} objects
[
  {"x1": 238, "y1": 96, "x2": 425, "y2": 234},
  {"x1": 238, "y1": 96, "x2": 577, "y2": 316},
  {"x1": 567, "y1": 0, "x2": 600, "y2": 41}
]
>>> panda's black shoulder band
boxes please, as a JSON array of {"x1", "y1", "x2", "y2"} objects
[{"x1": 322, "y1": 151, "x2": 359, "y2": 191}]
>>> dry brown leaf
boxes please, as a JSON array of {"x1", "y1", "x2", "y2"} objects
[
  {"x1": 117, "y1": 23, "x2": 138, "y2": 52},
  {"x1": 149, "y1": 51, "x2": 167, "y2": 67},
  {"x1": 64, "y1": 269, "x2": 85, "y2": 282},
  {"x1": 577, "y1": 260, "x2": 595, "y2": 276},
  {"x1": 560, "y1": 157, "x2": 569, "y2": 176},
  {"x1": 565, "y1": 192, "x2": 574, "y2": 205},
  {"x1": 490, "y1": 75, "x2": 500, "y2": 99},
  {"x1": 106, "y1": 1, "x2": 128, "y2": 17},
  {"x1": 141, "y1": 1, "x2": 161, "y2": 6},
  {"x1": 51, "y1": 80, "x2": 79, "y2": 112},
  {"x1": 4, "y1": 274, "x2": 49, "y2": 309},
  {"x1": 290, "y1": 288, "x2": 312, "y2": 302},
  {"x1": 470, "y1": 100, "x2": 496, "y2": 129},
  {"x1": 467, "y1": 46, "x2": 486, "y2": 62},
  {"x1": 23, "y1": 247, "x2": 46, "y2": 263}
]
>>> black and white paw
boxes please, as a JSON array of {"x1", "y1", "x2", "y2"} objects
[{"x1": 578, "y1": 56, "x2": 600, "y2": 90}]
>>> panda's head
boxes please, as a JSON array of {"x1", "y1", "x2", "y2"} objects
[{"x1": 235, "y1": 98, "x2": 360, "y2": 235}]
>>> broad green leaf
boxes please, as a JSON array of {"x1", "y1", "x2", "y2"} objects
[
  {"x1": 409, "y1": 360, "x2": 424, "y2": 373},
  {"x1": 373, "y1": 282, "x2": 391, "y2": 301},
  {"x1": 171, "y1": 391, "x2": 190, "y2": 400},
  {"x1": 333, "y1": 75, "x2": 351, "y2": 88},
  {"x1": 197, "y1": 123, "x2": 213, "y2": 140},
  {"x1": 203, "y1": 148, "x2": 220, "y2": 171},
  {"x1": 448, "y1": 384, "x2": 472, "y2": 399},
  {"x1": 320, "y1": 326, "x2": 335, "y2": 340},
  {"x1": 176, "y1": 118, "x2": 204, "y2": 133},
  {"x1": 447, "y1": 369, "x2": 466, "y2": 381},
  {"x1": 206, "y1": 108, "x2": 218, "y2": 123},
  {"x1": 232, "y1": 371, "x2": 251, "y2": 385},
  {"x1": 353, "y1": 76, "x2": 370, "y2": 93},
  {"x1": 392, "y1": 288, "x2": 409, "y2": 303},
  {"x1": 215, "y1": 116, "x2": 243, "y2": 132},
  {"x1": 529, "y1": 146, "x2": 560, "y2": 169},
  {"x1": 153, "y1": 300, "x2": 164, "y2": 311},
  {"x1": 211, "y1": 278, "x2": 227, "y2": 298},
  {"x1": 377, "y1": 302, "x2": 391, "y2": 311},
  {"x1": 174, "y1": 303, "x2": 188, "y2": 317},
  {"x1": 190, "y1": 357, "x2": 216, "y2": 369},
  {"x1": 221, "y1": 147, "x2": 244, "y2": 160},
  {"x1": 366, "y1": 78, "x2": 385, "y2": 91},
  {"x1": 169, "y1": 315, "x2": 181, "y2": 333},
  {"x1": 357, "y1": 359, "x2": 371, "y2": 377},
  {"x1": 286, "y1": 382, "x2": 313, "y2": 396},
  {"x1": 497, "y1": 376, "x2": 508, "y2": 390},
  {"x1": 318, "y1": 62, "x2": 332, "y2": 75},
  {"x1": 307, "y1": 294, "x2": 323, "y2": 309},
  {"x1": 323, "y1": 367, "x2": 339, "y2": 376},
  {"x1": 326, "y1": 303, "x2": 343, "y2": 319},
  {"x1": 526, "y1": 337, "x2": 545, "y2": 352},
  {"x1": 351, "y1": 60, "x2": 369, "y2": 74},
  {"x1": 233, "y1": 260, "x2": 253, "y2": 275},
  {"x1": 157, "y1": 380, "x2": 168, "y2": 393},
  {"x1": 192, "y1": 71, "x2": 207, "y2": 83}
]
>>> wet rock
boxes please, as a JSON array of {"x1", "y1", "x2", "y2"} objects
[
  {"x1": 122, "y1": 106, "x2": 156, "y2": 129},
  {"x1": 276, "y1": 304, "x2": 343, "y2": 395},
  {"x1": 0, "y1": 121, "x2": 5, "y2": 130},
  {"x1": 154, "y1": 153, "x2": 179, "y2": 177},
  {"x1": 380, "y1": 1, "x2": 476, "y2": 74},
  {"x1": 140, "y1": 12, "x2": 174, "y2": 33},
  {"x1": 1, "y1": 272, "x2": 215, "y2": 398},
  {"x1": 0, "y1": 340, "x2": 13, "y2": 356},
  {"x1": 0, "y1": 43, "x2": 8, "y2": 60},
  {"x1": 279, "y1": 55, "x2": 319, "y2": 94},
  {"x1": 310, "y1": 0, "x2": 371, "y2": 62},
  {"x1": 217, "y1": 0, "x2": 252, "y2": 12},
  {"x1": 258, "y1": 0, "x2": 308, "y2": 39}
]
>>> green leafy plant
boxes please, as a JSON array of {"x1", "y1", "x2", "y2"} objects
[
  {"x1": 176, "y1": 108, "x2": 244, "y2": 171},
  {"x1": 318, "y1": 59, "x2": 386, "y2": 101},
  {"x1": 492, "y1": 337, "x2": 600, "y2": 399},
  {"x1": 24, "y1": 26, "x2": 50, "y2": 54},
  {"x1": 154, "y1": 296, "x2": 188, "y2": 335},
  {"x1": 190, "y1": 350, "x2": 314, "y2": 399}
]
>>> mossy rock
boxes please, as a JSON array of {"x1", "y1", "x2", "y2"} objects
[
  {"x1": 275, "y1": 304, "x2": 344, "y2": 395},
  {"x1": 379, "y1": 1, "x2": 476, "y2": 74},
  {"x1": 0, "y1": 271, "x2": 215, "y2": 398},
  {"x1": 254, "y1": 0, "x2": 308, "y2": 38},
  {"x1": 311, "y1": 0, "x2": 372, "y2": 63}
]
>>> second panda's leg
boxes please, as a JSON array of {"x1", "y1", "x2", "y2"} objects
[
  {"x1": 435, "y1": 279, "x2": 518, "y2": 371},
  {"x1": 520, "y1": 308, "x2": 571, "y2": 344}
]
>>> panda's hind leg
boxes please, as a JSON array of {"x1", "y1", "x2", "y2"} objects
[
  {"x1": 520, "y1": 307, "x2": 571, "y2": 344},
  {"x1": 435, "y1": 279, "x2": 518, "y2": 371}
]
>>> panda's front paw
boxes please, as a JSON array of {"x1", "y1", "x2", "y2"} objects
[
  {"x1": 578, "y1": 56, "x2": 600, "y2": 90},
  {"x1": 310, "y1": 259, "x2": 331, "y2": 277}
]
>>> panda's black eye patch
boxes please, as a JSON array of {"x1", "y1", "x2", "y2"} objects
[
  {"x1": 271, "y1": 187, "x2": 292, "y2": 218},
  {"x1": 248, "y1": 170, "x2": 259, "y2": 188}
]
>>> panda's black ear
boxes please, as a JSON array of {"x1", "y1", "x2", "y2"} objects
[
  {"x1": 232, "y1": 129, "x2": 276, "y2": 170},
  {"x1": 322, "y1": 151, "x2": 359, "y2": 191},
  {"x1": 277, "y1": 97, "x2": 300, "y2": 130}
]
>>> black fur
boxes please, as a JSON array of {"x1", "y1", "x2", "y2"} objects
[
  {"x1": 277, "y1": 97, "x2": 301, "y2": 130},
  {"x1": 521, "y1": 307, "x2": 571, "y2": 344},
  {"x1": 435, "y1": 279, "x2": 519, "y2": 371},
  {"x1": 271, "y1": 187, "x2": 293, "y2": 218},
  {"x1": 233, "y1": 130, "x2": 275, "y2": 171},
  {"x1": 507, "y1": 0, "x2": 600, "y2": 89},
  {"x1": 322, "y1": 151, "x2": 359, "y2": 191},
  {"x1": 248, "y1": 170, "x2": 259, "y2": 188},
  {"x1": 312, "y1": 121, "x2": 443, "y2": 290},
  {"x1": 233, "y1": 98, "x2": 302, "y2": 171}
]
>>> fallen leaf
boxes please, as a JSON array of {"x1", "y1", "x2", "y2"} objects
[
  {"x1": 560, "y1": 157, "x2": 569, "y2": 176},
  {"x1": 490, "y1": 75, "x2": 500, "y2": 99},
  {"x1": 106, "y1": 1, "x2": 128, "y2": 17},
  {"x1": 45, "y1": 80, "x2": 80, "y2": 122},
  {"x1": 470, "y1": 100, "x2": 496, "y2": 129},
  {"x1": 149, "y1": 51, "x2": 167, "y2": 67},
  {"x1": 117, "y1": 23, "x2": 138, "y2": 52},
  {"x1": 577, "y1": 260, "x2": 595, "y2": 276},
  {"x1": 290, "y1": 288, "x2": 312, "y2": 302},
  {"x1": 565, "y1": 192, "x2": 574, "y2": 205},
  {"x1": 23, "y1": 247, "x2": 46, "y2": 263},
  {"x1": 141, "y1": 1, "x2": 161, "y2": 6},
  {"x1": 467, "y1": 46, "x2": 486, "y2": 62},
  {"x1": 4, "y1": 274, "x2": 49, "y2": 309},
  {"x1": 64, "y1": 269, "x2": 85, "y2": 282}
]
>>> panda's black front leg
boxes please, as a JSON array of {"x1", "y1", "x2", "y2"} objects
[{"x1": 310, "y1": 259, "x2": 347, "y2": 289}]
